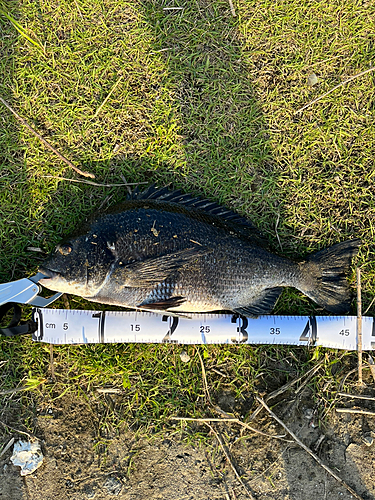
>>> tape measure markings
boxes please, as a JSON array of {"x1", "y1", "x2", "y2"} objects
[{"x1": 31, "y1": 308, "x2": 375, "y2": 350}]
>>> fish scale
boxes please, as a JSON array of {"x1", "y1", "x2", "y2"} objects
[{"x1": 39, "y1": 186, "x2": 360, "y2": 316}]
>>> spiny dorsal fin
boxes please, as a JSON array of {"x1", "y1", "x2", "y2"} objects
[{"x1": 128, "y1": 185, "x2": 265, "y2": 241}]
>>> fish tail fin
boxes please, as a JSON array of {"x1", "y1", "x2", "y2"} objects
[{"x1": 299, "y1": 239, "x2": 360, "y2": 314}]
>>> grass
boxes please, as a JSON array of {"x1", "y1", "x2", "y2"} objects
[{"x1": 1, "y1": 0, "x2": 375, "y2": 440}]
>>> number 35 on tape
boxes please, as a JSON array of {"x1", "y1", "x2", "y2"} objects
[{"x1": 32, "y1": 309, "x2": 375, "y2": 350}]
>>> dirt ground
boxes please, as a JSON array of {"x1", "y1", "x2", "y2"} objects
[{"x1": 1, "y1": 388, "x2": 375, "y2": 500}]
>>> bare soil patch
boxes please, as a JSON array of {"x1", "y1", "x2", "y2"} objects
[{"x1": 1, "y1": 391, "x2": 375, "y2": 500}]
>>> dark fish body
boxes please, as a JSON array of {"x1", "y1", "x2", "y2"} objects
[{"x1": 40, "y1": 186, "x2": 360, "y2": 316}]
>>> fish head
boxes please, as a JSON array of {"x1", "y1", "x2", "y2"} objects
[{"x1": 39, "y1": 231, "x2": 116, "y2": 297}]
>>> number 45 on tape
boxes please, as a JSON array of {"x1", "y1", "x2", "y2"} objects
[{"x1": 31, "y1": 309, "x2": 375, "y2": 351}]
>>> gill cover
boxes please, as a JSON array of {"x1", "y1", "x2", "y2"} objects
[{"x1": 40, "y1": 231, "x2": 116, "y2": 297}]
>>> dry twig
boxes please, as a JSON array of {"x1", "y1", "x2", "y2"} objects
[
  {"x1": 49, "y1": 344, "x2": 55, "y2": 382},
  {"x1": 337, "y1": 392, "x2": 375, "y2": 401},
  {"x1": 228, "y1": 0, "x2": 236, "y2": 16},
  {"x1": 205, "y1": 423, "x2": 256, "y2": 500},
  {"x1": 174, "y1": 352, "x2": 290, "y2": 441},
  {"x1": 295, "y1": 66, "x2": 375, "y2": 114},
  {"x1": 295, "y1": 363, "x2": 324, "y2": 395},
  {"x1": 214, "y1": 405, "x2": 289, "y2": 440},
  {"x1": 275, "y1": 212, "x2": 283, "y2": 251},
  {"x1": 0, "y1": 437, "x2": 15, "y2": 459},
  {"x1": 336, "y1": 408, "x2": 375, "y2": 416},
  {"x1": 171, "y1": 416, "x2": 290, "y2": 441},
  {"x1": 339, "y1": 365, "x2": 369, "y2": 391},
  {"x1": 256, "y1": 396, "x2": 365, "y2": 500},
  {"x1": 73, "y1": 0, "x2": 83, "y2": 19},
  {"x1": 0, "y1": 385, "x2": 29, "y2": 395},
  {"x1": 197, "y1": 349, "x2": 212, "y2": 404},
  {"x1": 367, "y1": 355, "x2": 375, "y2": 384},
  {"x1": 357, "y1": 268, "x2": 363, "y2": 384},
  {"x1": 93, "y1": 75, "x2": 123, "y2": 118},
  {"x1": 96, "y1": 387, "x2": 124, "y2": 394},
  {"x1": 364, "y1": 296, "x2": 375, "y2": 315},
  {"x1": 0, "y1": 97, "x2": 95, "y2": 178},
  {"x1": 247, "y1": 359, "x2": 325, "y2": 422},
  {"x1": 210, "y1": 367, "x2": 227, "y2": 377},
  {"x1": 42, "y1": 175, "x2": 147, "y2": 187},
  {"x1": 26, "y1": 247, "x2": 44, "y2": 253},
  {"x1": 173, "y1": 417, "x2": 245, "y2": 423},
  {"x1": 0, "y1": 420, "x2": 34, "y2": 439}
]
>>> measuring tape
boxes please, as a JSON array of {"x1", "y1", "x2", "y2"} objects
[{"x1": 31, "y1": 308, "x2": 374, "y2": 350}]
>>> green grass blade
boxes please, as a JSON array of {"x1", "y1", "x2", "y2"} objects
[{"x1": 0, "y1": 8, "x2": 45, "y2": 54}]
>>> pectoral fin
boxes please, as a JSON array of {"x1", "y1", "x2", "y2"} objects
[{"x1": 112, "y1": 247, "x2": 211, "y2": 288}]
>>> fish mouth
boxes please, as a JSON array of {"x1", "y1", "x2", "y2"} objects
[{"x1": 38, "y1": 266, "x2": 62, "y2": 282}]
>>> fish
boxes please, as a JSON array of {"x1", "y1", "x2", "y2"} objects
[{"x1": 39, "y1": 185, "x2": 360, "y2": 316}]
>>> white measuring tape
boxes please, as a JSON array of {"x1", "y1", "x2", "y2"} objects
[{"x1": 31, "y1": 308, "x2": 374, "y2": 350}]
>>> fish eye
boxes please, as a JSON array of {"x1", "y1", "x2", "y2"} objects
[{"x1": 57, "y1": 243, "x2": 73, "y2": 255}]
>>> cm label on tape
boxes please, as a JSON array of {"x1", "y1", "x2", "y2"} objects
[{"x1": 32, "y1": 308, "x2": 375, "y2": 350}]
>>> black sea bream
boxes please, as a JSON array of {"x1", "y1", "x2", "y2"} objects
[{"x1": 39, "y1": 186, "x2": 360, "y2": 316}]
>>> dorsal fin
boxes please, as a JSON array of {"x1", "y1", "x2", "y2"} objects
[{"x1": 128, "y1": 185, "x2": 265, "y2": 241}]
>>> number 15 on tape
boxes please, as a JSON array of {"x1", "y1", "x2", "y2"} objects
[{"x1": 32, "y1": 309, "x2": 375, "y2": 350}]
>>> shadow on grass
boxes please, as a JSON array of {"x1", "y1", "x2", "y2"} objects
[
  {"x1": 139, "y1": 3, "x2": 279, "y2": 215},
  {"x1": 34, "y1": 1, "x2": 282, "y2": 246}
]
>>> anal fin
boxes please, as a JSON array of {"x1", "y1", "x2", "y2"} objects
[{"x1": 233, "y1": 287, "x2": 283, "y2": 317}]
